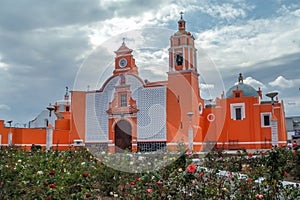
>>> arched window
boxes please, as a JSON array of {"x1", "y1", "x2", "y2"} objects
[
  {"x1": 175, "y1": 53, "x2": 183, "y2": 66},
  {"x1": 120, "y1": 93, "x2": 127, "y2": 107}
]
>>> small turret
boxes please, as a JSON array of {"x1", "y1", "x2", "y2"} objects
[
  {"x1": 113, "y1": 38, "x2": 138, "y2": 75},
  {"x1": 178, "y1": 11, "x2": 186, "y2": 32}
]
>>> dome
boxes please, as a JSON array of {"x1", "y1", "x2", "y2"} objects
[{"x1": 226, "y1": 82, "x2": 259, "y2": 98}]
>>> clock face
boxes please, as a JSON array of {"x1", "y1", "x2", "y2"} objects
[{"x1": 119, "y1": 58, "x2": 127, "y2": 68}]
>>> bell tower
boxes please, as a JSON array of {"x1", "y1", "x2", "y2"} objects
[
  {"x1": 166, "y1": 13, "x2": 203, "y2": 151},
  {"x1": 113, "y1": 39, "x2": 138, "y2": 75},
  {"x1": 168, "y1": 12, "x2": 197, "y2": 73}
]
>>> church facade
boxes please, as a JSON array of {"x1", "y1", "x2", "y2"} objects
[{"x1": 0, "y1": 16, "x2": 287, "y2": 152}]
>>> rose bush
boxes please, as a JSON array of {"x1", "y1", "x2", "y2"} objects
[{"x1": 0, "y1": 146, "x2": 299, "y2": 199}]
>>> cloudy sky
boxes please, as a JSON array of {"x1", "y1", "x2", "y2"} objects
[{"x1": 0, "y1": 0, "x2": 300, "y2": 125}]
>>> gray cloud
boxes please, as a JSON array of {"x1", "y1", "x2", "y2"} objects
[
  {"x1": 0, "y1": 0, "x2": 163, "y2": 123},
  {"x1": 0, "y1": 0, "x2": 113, "y2": 31}
]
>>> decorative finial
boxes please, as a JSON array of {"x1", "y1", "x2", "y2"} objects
[
  {"x1": 180, "y1": 11, "x2": 184, "y2": 20},
  {"x1": 122, "y1": 37, "x2": 126, "y2": 46},
  {"x1": 64, "y1": 86, "x2": 69, "y2": 100},
  {"x1": 238, "y1": 73, "x2": 243, "y2": 83}
]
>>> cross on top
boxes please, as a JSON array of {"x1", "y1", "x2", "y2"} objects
[{"x1": 180, "y1": 11, "x2": 184, "y2": 19}]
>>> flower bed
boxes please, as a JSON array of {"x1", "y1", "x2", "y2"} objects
[{"x1": 0, "y1": 146, "x2": 299, "y2": 199}]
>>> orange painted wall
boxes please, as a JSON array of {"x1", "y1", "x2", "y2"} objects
[
  {"x1": 71, "y1": 91, "x2": 86, "y2": 141},
  {"x1": 167, "y1": 72, "x2": 200, "y2": 144},
  {"x1": 14, "y1": 128, "x2": 46, "y2": 146},
  {"x1": 52, "y1": 129, "x2": 70, "y2": 150},
  {"x1": 0, "y1": 120, "x2": 9, "y2": 144},
  {"x1": 201, "y1": 95, "x2": 287, "y2": 150},
  {"x1": 55, "y1": 118, "x2": 70, "y2": 130}
]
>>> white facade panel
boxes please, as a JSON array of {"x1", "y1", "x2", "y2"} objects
[
  {"x1": 85, "y1": 92, "x2": 109, "y2": 142},
  {"x1": 137, "y1": 86, "x2": 166, "y2": 140}
]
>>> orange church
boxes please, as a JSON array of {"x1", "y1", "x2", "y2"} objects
[{"x1": 0, "y1": 15, "x2": 287, "y2": 152}]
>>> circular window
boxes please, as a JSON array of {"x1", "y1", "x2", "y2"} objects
[
  {"x1": 207, "y1": 113, "x2": 215, "y2": 122},
  {"x1": 198, "y1": 103, "x2": 203, "y2": 114}
]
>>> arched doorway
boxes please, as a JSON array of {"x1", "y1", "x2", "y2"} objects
[{"x1": 115, "y1": 120, "x2": 132, "y2": 152}]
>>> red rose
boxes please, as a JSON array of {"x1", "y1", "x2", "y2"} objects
[
  {"x1": 49, "y1": 170, "x2": 55, "y2": 175},
  {"x1": 156, "y1": 181, "x2": 162, "y2": 185},
  {"x1": 45, "y1": 197, "x2": 51, "y2": 200},
  {"x1": 49, "y1": 183, "x2": 55, "y2": 188},
  {"x1": 284, "y1": 171, "x2": 288, "y2": 175},
  {"x1": 186, "y1": 164, "x2": 197, "y2": 173},
  {"x1": 227, "y1": 173, "x2": 233, "y2": 178},
  {"x1": 130, "y1": 181, "x2": 135, "y2": 185},
  {"x1": 43, "y1": 182, "x2": 48, "y2": 187},
  {"x1": 82, "y1": 173, "x2": 89, "y2": 178},
  {"x1": 247, "y1": 178, "x2": 252, "y2": 183},
  {"x1": 199, "y1": 172, "x2": 204, "y2": 177},
  {"x1": 248, "y1": 152, "x2": 253, "y2": 157},
  {"x1": 135, "y1": 177, "x2": 140, "y2": 181},
  {"x1": 86, "y1": 193, "x2": 91, "y2": 198}
]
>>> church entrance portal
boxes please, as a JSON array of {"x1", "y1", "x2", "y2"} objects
[{"x1": 114, "y1": 120, "x2": 132, "y2": 152}]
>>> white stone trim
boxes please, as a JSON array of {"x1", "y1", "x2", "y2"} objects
[
  {"x1": 230, "y1": 103, "x2": 245, "y2": 120},
  {"x1": 188, "y1": 47, "x2": 190, "y2": 69},
  {"x1": 194, "y1": 49, "x2": 197, "y2": 69},
  {"x1": 182, "y1": 47, "x2": 185, "y2": 69},
  {"x1": 193, "y1": 142, "x2": 204, "y2": 145},
  {"x1": 8, "y1": 133, "x2": 12, "y2": 145},
  {"x1": 169, "y1": 45, "x2": 197, "y2": 50},
  {"x1": 260, "y1": 112, "x2": 272, "y2": 127},
  {"x1": 166, "y1": 141, "x2": 286, "y2": 146},
  {"x1": 115, "y1": 53, "x2": 132, "y2": 57},
  {"x1": 217, "y1": 141, "x2": 286, "y2": 145},
  {"x1": 4, "y1": 144, "x2": 71, "y2": 146}
]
